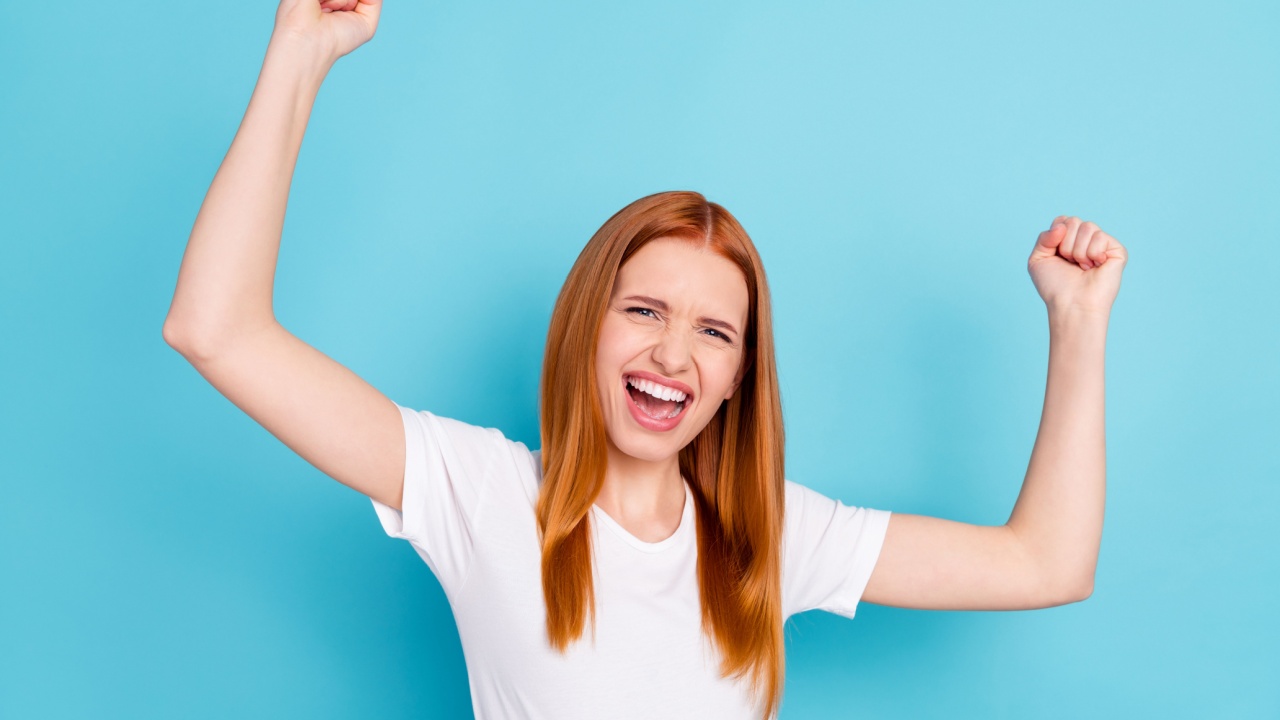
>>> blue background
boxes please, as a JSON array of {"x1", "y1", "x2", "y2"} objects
[{"x1": 3, "y1": 1, "x2": 1277, "y2": 717}]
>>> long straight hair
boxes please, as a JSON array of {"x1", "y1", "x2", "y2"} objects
[{"x1": 536, "y1": 190, "x2": 786, "y2": 718}]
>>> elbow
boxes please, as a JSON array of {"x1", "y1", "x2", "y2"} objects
[
  {"x1": 163, "y1": 311, "x2": 275, "y2": 360},
  {"x1": 162, "y1": 317, "x2": 184, "y2": 350},
  {"x1": 1054, "y1": 575, "x2": 1095, "y2": 606},
  {"x1": 1069, "y1": 578, "x2": 1094, "y2": 604},
  {"x1": 162, "y1": 318, "x2": 216, "y2": 361},
  {"x1": 162, "y1": 318, "x2": 198, "y2": 356}
]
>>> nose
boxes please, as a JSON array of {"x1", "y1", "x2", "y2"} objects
[{"x1": 650, "y1": 326, "x2": 693, "y2": 376}]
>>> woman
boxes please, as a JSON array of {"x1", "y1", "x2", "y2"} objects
[{"x1": 162, "y1": 1, "x2": 1128, "y2": 718}]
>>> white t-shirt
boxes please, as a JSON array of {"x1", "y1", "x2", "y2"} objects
[{"x1": 371, "y1": 404, "x2": 892, "y2": 720}]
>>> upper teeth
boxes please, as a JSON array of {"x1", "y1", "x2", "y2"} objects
[{"x1": 628, "y1": 376, "x2": 687, "y2": 403}]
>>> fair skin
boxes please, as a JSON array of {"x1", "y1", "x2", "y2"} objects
[
  {"x1": 591, "y1": 221, "x2": 1126, "y2": 611},
  {"x1": 864, "y1": 217, "x2": 1125, "y2": 609},
  {"x1": 591, "y1": 239, "x2": 749, "y2": 541},
  {"x1": 164, "y1": 0, "x2": 1127, "y2": 613}
]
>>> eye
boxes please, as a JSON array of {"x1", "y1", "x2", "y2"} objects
[
  {"x1": 702, "y1": 328, "x2": 727, "y2": 340},
  {"x1": 626, "y1": 306, "x2": 659, "y2": 319}
]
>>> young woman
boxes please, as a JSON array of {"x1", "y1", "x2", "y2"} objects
[{"x1": 162, "y1": 1, "x2": 1128, "y2": 718}]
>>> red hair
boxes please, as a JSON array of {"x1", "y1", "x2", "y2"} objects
[{"x1": 536, "y1": 190, "x2": 786, "y2": 718}]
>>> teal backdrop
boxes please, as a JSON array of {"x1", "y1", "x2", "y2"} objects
[{"x1": 3, "y1": 1, "x2": 1277, "y2": 717}]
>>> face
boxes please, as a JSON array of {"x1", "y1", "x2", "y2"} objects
[{"x1": 594, "y1": 237, "x2": 750, "y2": 465}]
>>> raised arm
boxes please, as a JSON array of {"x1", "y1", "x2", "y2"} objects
[
  {"x1": 861, "y1": 216, "x2": 1128, "y2": 610},
  {"x1": 161, "y1": 1, "x2": 409, "y2": 509}
]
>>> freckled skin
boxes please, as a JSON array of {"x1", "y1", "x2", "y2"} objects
[{"x1": 594, "y1": 238, "x2": 750, "y2": 476}]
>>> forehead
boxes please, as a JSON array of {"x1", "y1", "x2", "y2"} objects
[{"x1": 613, "y1": 238, "x2": 749, "y2": 325}]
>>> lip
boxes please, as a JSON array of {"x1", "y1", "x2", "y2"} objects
[{"x1": 621, "y1": 370, "x2": 695, "y2": 433}]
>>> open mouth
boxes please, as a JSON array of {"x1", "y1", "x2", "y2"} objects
[{"x1": 623, "y1": 373, "x2": 692, "y2": 422}]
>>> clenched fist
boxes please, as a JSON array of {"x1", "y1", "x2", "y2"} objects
[
  {"x1": 1028, "y1": 216, "x2": 1129, "y2": 317},
  {"x1": 273, "y1": 0, "x2": 383, "y2": 64}
]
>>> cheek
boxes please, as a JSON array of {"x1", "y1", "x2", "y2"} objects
[
  {"x1": 594, "y1": 319, "x2": 637, "y2": 395},
  {"x1": 694, "y1": 349, "x2": 744, "y2": 400},
  {"x1": 597, "y1": 317, "x2": 647, "y2": 368}
]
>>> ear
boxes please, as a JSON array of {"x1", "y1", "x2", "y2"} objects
[{"x1": 724, "y1": 354, "x2": 752, "y2": 400}]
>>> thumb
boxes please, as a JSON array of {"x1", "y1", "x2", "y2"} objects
[{"x1": 1029, "y1": 222, "x2": 1067, "y2": 263}]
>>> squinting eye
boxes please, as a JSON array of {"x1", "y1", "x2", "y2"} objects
[
  {"x1": 702, "y1": 328, "x2": 730, "y2": 342},
  {"x1": 627, "y1": 307, "x2": 658, "y2": 319}
]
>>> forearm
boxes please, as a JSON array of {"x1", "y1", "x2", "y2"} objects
[
  {"x1": 1006, "y1": 307, "x2": 1109, "y2": 598},
  {"x1": 164, "y1": 34, "x2": 333, "y2": 348}
]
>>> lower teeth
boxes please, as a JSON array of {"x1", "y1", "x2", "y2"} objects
[
  {"x1": 640, "y1": 400, "x2": 684, "y2": 420},
  {"x1": 627, "y1": 382, "x2": 687, "y2": 421}
]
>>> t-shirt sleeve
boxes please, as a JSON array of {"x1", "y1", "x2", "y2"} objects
[
  {"x1": 781, "y1": 480, "x2": 892, "y2": 620},
  {"x1": 370, "y1": 403, "x2": 517, "y2": 597}
]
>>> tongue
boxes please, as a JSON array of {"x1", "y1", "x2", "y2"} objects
[{"x1": 631, "y1": 387, "x2": 680, "y2": 418}]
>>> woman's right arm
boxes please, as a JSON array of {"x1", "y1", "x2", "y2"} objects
[{"x1": 162, "y1": 1, "x2": 408, "y2": 510}]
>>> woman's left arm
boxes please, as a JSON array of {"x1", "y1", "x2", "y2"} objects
[{"x1": 861, "y1": 216, "x2": 1128, "y2": 611}]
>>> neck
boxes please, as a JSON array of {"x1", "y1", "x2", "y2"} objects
[{"x1": 596, "y1": 440, "x2": 685, "y2": 519}]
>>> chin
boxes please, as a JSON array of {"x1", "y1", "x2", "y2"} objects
[{"x1": 605, "y1": 429, "x2": 686, "y2": 464}]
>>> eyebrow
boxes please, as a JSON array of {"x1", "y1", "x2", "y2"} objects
[{"x1": 622, "y1": 295, "x2": 740, "y2": 336}]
